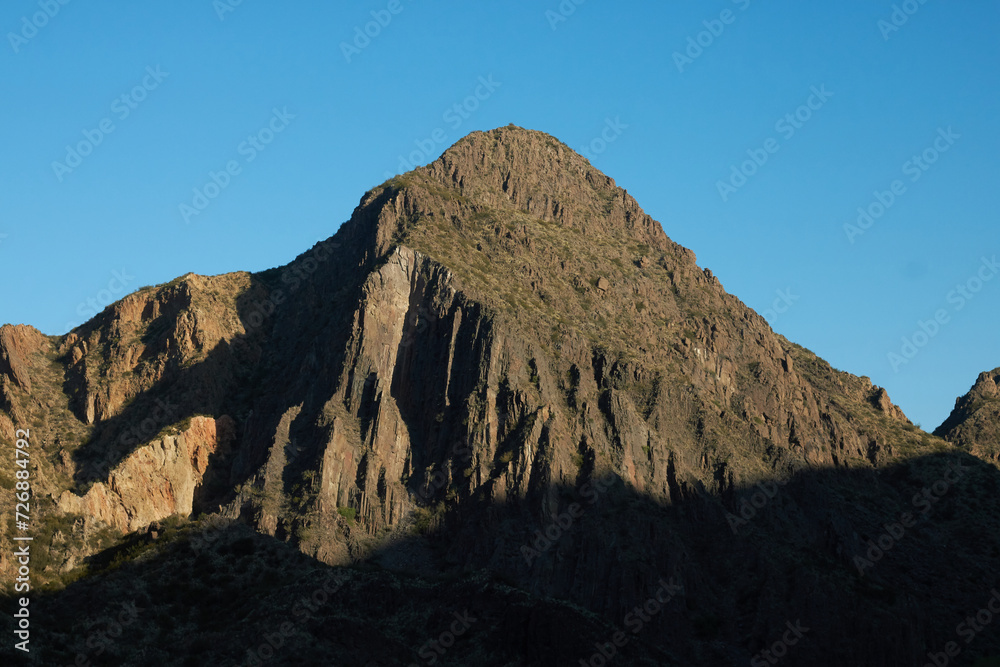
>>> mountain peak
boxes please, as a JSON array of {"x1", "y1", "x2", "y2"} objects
[
  {"x1": 438, "y1": 124, "x2": 585, "y2": 174},
  {"x1": 336, "y1": 126, "x2": 675, "y2": 268},
  {"x1": 376, "y1": 126, "x2": 667, "y2": 251},
  {"x1": 446, "y1": 123, "x2": 569, "y2": 151}
]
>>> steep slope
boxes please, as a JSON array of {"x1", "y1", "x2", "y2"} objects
[
  {"x1": 936, "y1": 367, "x2": 1000, "y2": 462},
  {"x1": 3, "y1": 519, "x2": 674, "y2": 666},
  {"x1": 2, "y1": 126, "x2": 999, "y2": 665}
]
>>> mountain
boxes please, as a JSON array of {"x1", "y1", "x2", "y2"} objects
[
  {"x1": 936, "y1": 368, "x2": 1000, "y2": 462},
  {"x1": 2, "y1": 126, "x2": 999, "y2": 666}
]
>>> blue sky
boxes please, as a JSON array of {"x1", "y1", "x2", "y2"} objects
[{"x1": 1, "y1": 1, "x2": 997, "y2": 430}]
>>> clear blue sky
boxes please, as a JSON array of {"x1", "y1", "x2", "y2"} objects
[{"x1": 2, "y1": 1, "x2": 997, "y2": 431}]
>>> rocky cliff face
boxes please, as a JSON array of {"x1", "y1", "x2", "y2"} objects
[
  {"x1": 936, "y1": 367, "x2": 1000, "y2": 462},
  {"x1": 57, "y1": 415, "x2": 235, "y2": 532},
  {"x1": 2, "y1": 126, "x2": 998, "y2": 666}
]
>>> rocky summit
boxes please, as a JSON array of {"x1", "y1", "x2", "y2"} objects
[{"x1": 1, "y1": 126, "x2": 999, "y2": 666}]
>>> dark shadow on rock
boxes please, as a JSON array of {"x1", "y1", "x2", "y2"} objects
[
  {"x1": 0, "y1": 518, "x2": 677, "y2": 667},
  {"x1": 3, "y1": 449, "x2": 1000, "y2": 666},
  {"x1": 368, "y1": 450, "x2": 1000, "y2": 667},
  {"x1": 61, "y1": 230, "x2": 372, "y2": 509}
]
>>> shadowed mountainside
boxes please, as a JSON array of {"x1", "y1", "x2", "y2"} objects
[
  {"x1": 1, "y1": 126, "x2": 998, "y2": 665},
  {"x1": 1, "y1": 452, "x2": 999, "y2": 666}
]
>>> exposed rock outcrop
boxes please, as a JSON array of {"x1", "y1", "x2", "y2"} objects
[
  {"x1": 936, "y1": 367, "x2": 1000, "y2": 461},
  {"x1": 58, "y1": 416, "x2": 235, "y2": 532},
  {"x1": 0, "y1": 324, "x2": 46, "y2": 392}
]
